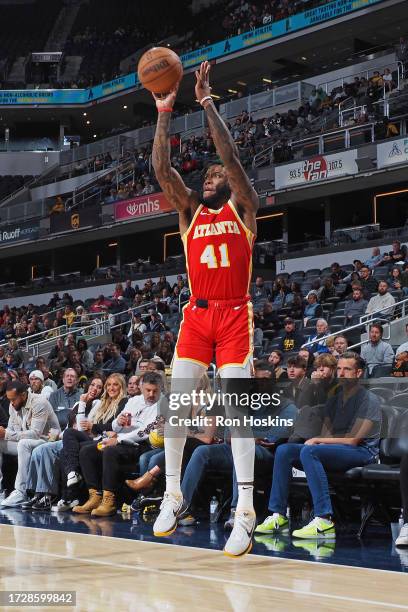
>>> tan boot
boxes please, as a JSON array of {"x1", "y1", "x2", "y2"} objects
[
  {"x1": 72, "y1": 489, "x2": 102, "y2": 514},
  {"x1": 91, "y1": 491, "x2": 117, "y2": 517},
  {"x1": 125, "y1": 471, "x2": 157, "y2": 493}
]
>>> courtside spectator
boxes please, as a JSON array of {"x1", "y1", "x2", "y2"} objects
[
  {"x1": 360, "y1": 324, "x2": 394, "y2": 374},
  {"x1": 0, "y1": 372, "x2": 10, "y2": 428},
  {"x1": 366, "y1": 281, "x2": 396, "y2": 319},
  {"x1": 75, "y1": 372, "x2": 161, "y2": 517},
  {"x1": 255, "y1": 352, "x2": 381, "y2": 539},
  {"x1": 49, "y1": 369, "x2": 81, "y2": 429},
  {"x1": 127, "y1": 375, "x2": 141, "y2": 397},
  {"x1": 278, "y1": 318, "x2": 304, "y2": 353},
  {"x1": 29, "y1": 370, "x2": 53, "y2": 401},
  {"x1": 0, "y1": 381, "x2": 60, "y2": 506}
]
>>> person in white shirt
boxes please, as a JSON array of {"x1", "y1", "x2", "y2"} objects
[
  {"x1": 72, "y1": 371, "x2": 162, "y2": 517},
  {"x1": 28, "y1": 370, "x2": 53, "y2": 401},
  {"x1": 365, "y1": 280, "x2": 395, "y2": 320}
]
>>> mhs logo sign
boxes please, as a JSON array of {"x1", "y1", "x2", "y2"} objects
[{"x1": 125, "y1": 197, "x2": 161, "y2": 217}]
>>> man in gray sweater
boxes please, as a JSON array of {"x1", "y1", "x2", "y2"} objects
[
  {"x1": 361, "y1": 323, "x2": 394, "y2": 375},
  {"x1": 0, "y1": 381, "x2": 60, "y2": 507}
]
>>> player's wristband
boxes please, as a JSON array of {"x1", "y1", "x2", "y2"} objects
[
  {"x1": 158, "y1": 107, "x2": 173, "y2": 113},
  {"x1": 199, "y1": 95, "x2": 213, "y2": 107}
]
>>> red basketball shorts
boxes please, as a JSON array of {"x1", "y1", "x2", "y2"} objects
[{"x1": 175, "y1": 297, "x2": 254, "y2": 369}]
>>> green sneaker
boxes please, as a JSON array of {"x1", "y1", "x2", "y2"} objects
[
  {"x1": 292, "y1": 539, "x2": 336, "y2": 559},
  {"x1": 254, "y1": 534, "x2": 289, "y2": 552},
  {"x1": 254, "y1": 513, "x2": 289, "y2": 534},
  {"x1": 292, "y1": 517, "x2": 335, "y2": 539}
]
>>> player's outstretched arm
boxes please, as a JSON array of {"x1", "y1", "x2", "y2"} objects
[
  {"x1": 152, "y1": 87, "x2": 198, "y2": 222},
  {"x1": 195, "y1": 62, "x2": 258, "y2": 230}
]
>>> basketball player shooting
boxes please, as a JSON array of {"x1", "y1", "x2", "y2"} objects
[{"x1": 151, "y1": 61, "x2": 258, "y2": 557}]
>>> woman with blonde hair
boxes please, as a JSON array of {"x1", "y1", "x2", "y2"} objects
[
  {"x1": 61, "y1": 374, "x2": 127, "y2": 495},
  {"x1": 7, "y1": 337, "x2": 24, "y2": 369}
]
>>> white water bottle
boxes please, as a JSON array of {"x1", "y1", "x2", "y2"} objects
[
  {"x1": 210, "y1": 496, "x2": 219, "y2": 523},
  {"x1": 76, "y1": 402, "x2": 86, "y2": 431}
]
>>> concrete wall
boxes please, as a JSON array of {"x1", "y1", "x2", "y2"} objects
[{"x1": 0, "y1": 151, "x2": 60, "y2": 176}]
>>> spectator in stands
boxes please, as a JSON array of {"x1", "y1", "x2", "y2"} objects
[
  {"x1": 344, "y1": 287, "x2": 368, "y2": 325},
  {"x1": 303, "y1": 291, "x2": 323, "y2": 326},
  {"x1": 285, "y1": 355, "x2": 316, "y2": 408},
  {"x1": 103, "y1": 343, "x2": 126, "y2": 374},
  {"x1": 267, "y1": 350, "x2": 288, "y2": 381},
  {"x1": 391, "y1": 351, "x2": 408, "y2": 378},
  {"x1": 123, "y1": 280, "x2": 136, "y2": 300},
  {"x1": 90, "y1": 295, "x2": 111, "y2": 313},
  {"x1": 278, "y1": 317, "x2": 304, "y2": 353},
  {"x1": 364, "y1": 247, "x2": 383, "y2": 270},
  {"x1": 63, "y1": 305, "x2": 75, "y2": 327},
  {"x1": 389, "y1": 267, "x2": 404, "y2": 296},
  {"x1": 75, "y1": 371, "x2": 161, "y2": 517},
  {"x1": 0, "y1": 381, "x2": 61, "y2": 506},
  {"x1": 382, "y1": 240, "x2": 407, "y2": 265},
  {"x1": 382, "y1": 68, "x2": 395, "y2": 92},
  {"x1": 255, "y1": 302, "x2": 280, "y2": 334},
  {"x1": 304, "y1": 319, "x2": 331, "y2": 355},
  {"x1": 359, "y1": 266, "x2": 378, "y2": 298},
  {"x1": 48, "y1": 368, "x2": 81, "y2": 429},
  {"x1": 360, "y1": 323, "x2": 394, "y2": 375},
  {"x1": 366, "y1": 280, "x2": 396, "y2": 320},
  {"x1": 396, "y1": 323, "x2": 408, "y2": 355},
  {"x1": 331, "y1": 335, "x2": 349, "y2": 358},
  {"x1": 255, "y1": 352, "x2": 381, "y2": 539},
  {"x1": 147, "y1": 312, "x2": 165, "y2": 333},
  {"x1": 343, "y1": 260, "x2": 363, "y2": 282},
  {"x1": 318, "y1": 277, "x2": 336, "y2": 302},
  {"x1": 50, "y1": 196, "x2": 64, "y2": 215},
  {"x1": 251, "y1": 276, "x2": 270, "y2": 304},
  {"x1": 7, "y1": 338, "x2": 24, "y2": 369},
  {"x1": 330, "y1": 262, "x2": 347, "y2": 284},
  {"x1": 28, "y1": 370, "x2": 53, "y2": 401}
]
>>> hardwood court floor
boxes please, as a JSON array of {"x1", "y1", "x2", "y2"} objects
[{"x1": 0, "y1": 524, "x2": 407, "y2": 611}]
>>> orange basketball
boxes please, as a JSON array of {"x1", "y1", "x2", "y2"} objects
[{"x1": 138, "y1": 47, "x2": 183, "y2": 94}]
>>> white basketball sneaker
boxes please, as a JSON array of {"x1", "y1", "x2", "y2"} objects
[
  {"x1": 153, "y1": 492, "x2": 187, "y2": 537},
  {"x1": 224, "y1": 510, "x2": 256, "y2": 557}
]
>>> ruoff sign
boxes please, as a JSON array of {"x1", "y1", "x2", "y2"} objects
[
  {"x1": 0, "y1": 222, "x2": 39, "y2": 245},
  {"x1": 275, "y1": 150, "x2": 357, "y2": 190}
]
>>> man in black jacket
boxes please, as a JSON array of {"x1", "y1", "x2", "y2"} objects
[{"x1": 0, "y1": 371, "x2": 10, "y2": 428}]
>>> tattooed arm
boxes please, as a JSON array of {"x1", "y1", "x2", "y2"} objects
[
  {"x1": 195, "y1": 62, "x2": 258, "y2": 235},
  {"x1": 152, "y1": 87, "x2": 199, "y2": 235}
]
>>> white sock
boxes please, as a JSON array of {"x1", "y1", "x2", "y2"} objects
[
  {"x1": 164, "y1": 358, "x2": 206, "y2": 498},
  {"x1": 231, "y1": 436, "x2": 255, "y2": 513}
]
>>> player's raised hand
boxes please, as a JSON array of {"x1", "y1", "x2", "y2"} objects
[
  {"x1": 152, "y1": 82, "x2": 180, "y2": 111},
  {"x1": 195, "y1": 61, "x2": 211, "y2": 103}
]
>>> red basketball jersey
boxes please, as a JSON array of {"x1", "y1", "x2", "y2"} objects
[{"x1": 182, "y1": 200, "x2": 255, "y2": 300}]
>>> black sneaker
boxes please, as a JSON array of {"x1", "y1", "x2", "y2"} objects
[
  {"x1": 32, "y1": 495, "x2": 56, "y2": 511},
  {"x1": 21, "y1": 495, "x2": 43, "y2": 511},
  {"x1": 131, "y1": 493, "x2": 163, "y2": 513}
]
